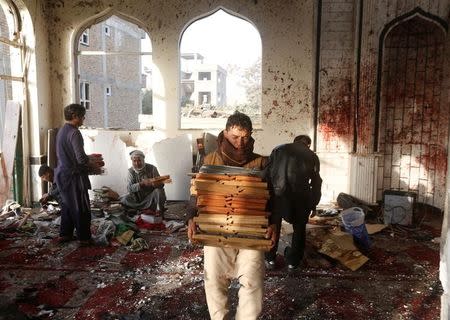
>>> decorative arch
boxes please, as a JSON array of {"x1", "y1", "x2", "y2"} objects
[
  {"x1": 179, "y1": 6, "x2": 260, "y2": 42},
  {"x1": 73, "y1": 8, "x2": 152, "y2": 53},
  {"x1": 374, "y1": 7, "x2": 447, "y2": 150},
  {"x1": 73, "y1": 9, "x2": 153, "y2": 129},
  {"x1": 375, "y1": 7, "x2": 448, "y2": 209},
  {"x1": 178, "y1": 7, "x2": 262, "y2": 129}
]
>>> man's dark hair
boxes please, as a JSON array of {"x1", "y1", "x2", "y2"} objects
[
  {"x1": 294, "y1": 135, "x2": 312, "y2": 146},
  {"x1": 64, "y1": 103, "x2": 86, "y2": 121},
  {"x1": 225, "y1": 111, "x2": 253, "y2": 132},
  {"x1": 38, "y1": 164, "x2": 52, "y2": 177}
]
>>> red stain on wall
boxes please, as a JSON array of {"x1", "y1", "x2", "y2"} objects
[
  {"x1": 358, "y1": 62, "x2": 377, "y2": 148},
  {"x1": 417, "y1": 145, "x2": 448, "y2": 173},
  {"x1": 264, "y1": 67, "x2": 310, "y2": 131},
  {"x1": 379, "y1": 16, "x2": 448, "y2": 207},
  {"x1": 318, "y1": 81, "x2": 353, "y2": 151}
]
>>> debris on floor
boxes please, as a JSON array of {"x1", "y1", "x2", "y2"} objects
[{"x1": 0, "y1": 198, "x2": 443, "y2": 319}]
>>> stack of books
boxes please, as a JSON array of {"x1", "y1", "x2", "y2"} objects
[{"x1": 191, "y1": 168, "x2": 271, "y2": 251}]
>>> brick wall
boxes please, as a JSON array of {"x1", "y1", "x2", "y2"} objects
[
  {"x1": 317, "y1": 0, "x2": 356, "y2": 153},
  {"x1": 78, "y1": 16, "x2": 143, "y2": 129}
]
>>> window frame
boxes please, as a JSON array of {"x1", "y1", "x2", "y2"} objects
[
  {"x1": 179, "y1": 9, "x2": 262, "y2": 130},
  {"x1": 0, "y1": 0, "x2": 25, "y2": 152},
  {"x1": 79, "y1": 81, "x2": 91, "y2": 110},
  {"x1": 104, "y1": 25, "x2": 111, "y2": 36},
  {"x1": 79, "y1": 29, "x2": 90, "y2": 46},
  {"x1": 198, "y1": 72, "x2": 211, "y2": 81},
  {"x1": 74, "y1": 15, "x2": 153, "y2": 129}
]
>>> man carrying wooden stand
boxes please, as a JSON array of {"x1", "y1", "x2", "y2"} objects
[{"x1": 187, "y1": 111, "x2": 277, "y2": 320}]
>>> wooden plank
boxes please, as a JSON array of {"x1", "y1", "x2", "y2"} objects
[
  {"x1": 197, "y1": 224, "x2": 267, "y2": 236},
  {"x1": 197, "y1": 198, "x2": 266, "y2": 210},
  {"x1": 194, "y1": 178, "x2": 267, "y2": 189},
  {"x1": 195, "y1": 189, "x2": 269, "y2": 200},
  {"x1": 198, "y1": 206, "x2": 268, "y2": 216},
  {"x1": 195, "y1": 173, "x2": 263, "y2": 182},
  {"x1": 198, "y1": 194, "x2": 267, "y2": 205},
  {"x1": 192, "y1": 233, "x2": 272, "y2": 251},
  {"x1": 194, "y1": 214, "x2": 268, "y2": 226},
  {"x1": 151, "y1": 175, "x2": 171, "y2": 183},
  {"x1": 194, "y1": 180, "x2": 269, "y2": 198}
]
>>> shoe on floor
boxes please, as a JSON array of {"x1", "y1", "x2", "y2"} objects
[
  {"x1": 288, "y1": 264, "x2": 298, "y2": 271},
  {"x1": 78, "y1": 239, "x2": 95, "y2": 247},
  {"x1": 265, "y1": 259, "x2": 276, "y2": 270},
  {"x1": 53, "y1": 235, "x2": 74, "y2": 244}
]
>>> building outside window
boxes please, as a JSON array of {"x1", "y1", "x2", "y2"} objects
[
  {"x1": 179, "y1": 9, "x2": 262, "y2": 129},
  {"x1": 198, "y1": 72, "x2": 211, "y2": 80},
  {"x1": 76, "y1": 15, "x2": 152, "y2": 129},
  {"x1": 199, "y1": 91, "x2": 211, "y2": 105},
  {"x1": 80, "y1": 81, "x2": 90, "y2": 110},
  {"x1": 80, "y1": 29, "x2": 89, "y2": 46}
]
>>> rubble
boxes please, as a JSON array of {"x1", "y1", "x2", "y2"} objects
[{"x1": 0, "y1": 198, "x2": 443, "y2": 319}]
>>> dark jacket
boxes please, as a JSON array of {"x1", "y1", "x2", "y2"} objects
[
  {"x1": 48, "y1": 182, "x2": 62, "y2": 204},
  {"x1": 266, "y1": 142, "x2": 322, "y2": 224}
]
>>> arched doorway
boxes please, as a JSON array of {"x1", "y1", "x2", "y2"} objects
[{"x1": 379, "y1": 13, "x2": 447, "y2": 210}]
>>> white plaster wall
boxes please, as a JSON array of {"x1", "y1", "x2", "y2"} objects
[
  {"x1": 442, "y1": 179, "x2": 450, "y2": 319},
  {"x1": 21, "y1": 0, "x2": 52, "y2": 154},
  {"x1": 44, "y1": 0, "x2": 314, "y2": 156},
  {"x1": 80, "y1": 129, "x2": 192, "y2": 200},
  {"x1": 316, "y1": 152, "x2": 351, "y2": 204}
]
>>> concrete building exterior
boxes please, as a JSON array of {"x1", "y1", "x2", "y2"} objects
[
  {"x1": 180, "y1": 53, "x2": 227, "y2": 108},
  {"x1": 77, "y1": 15, "x2": 145, "y2": 129},
  {"x1": 0, "y1": 0, "x2": 449, "y2": 317}
]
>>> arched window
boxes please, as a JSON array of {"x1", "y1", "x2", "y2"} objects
[
  {"x1": 0, "y1": 0, "x2": 23, "y2": 150},
  {"x1": 75, "y1": 15, "x2": 152, "y2": 130},
  {"x1": 180, "y1": 9, "x2": 262, "y2": 129}
]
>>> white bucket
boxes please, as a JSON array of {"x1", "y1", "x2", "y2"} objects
[{"x1": 341, "y1": 207, "x2": 365, "y2": 227}]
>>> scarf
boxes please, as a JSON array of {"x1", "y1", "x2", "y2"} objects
[{"x1": 217, "y1": 130, "x2": 257, "y2": 166}]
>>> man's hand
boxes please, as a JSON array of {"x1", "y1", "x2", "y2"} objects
[
  {"x1": 187, "y1": 218, "x2": 197, "y2": 241},
  {"x1": 265, "y1": 223, "x2": 278, "y2": 249},
  {"x1": 39, "y1": 193, "x2": 49, "y2": 205},
  {"x1": 140, "y1": 179, "x2": 154, "y2": 187}
]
